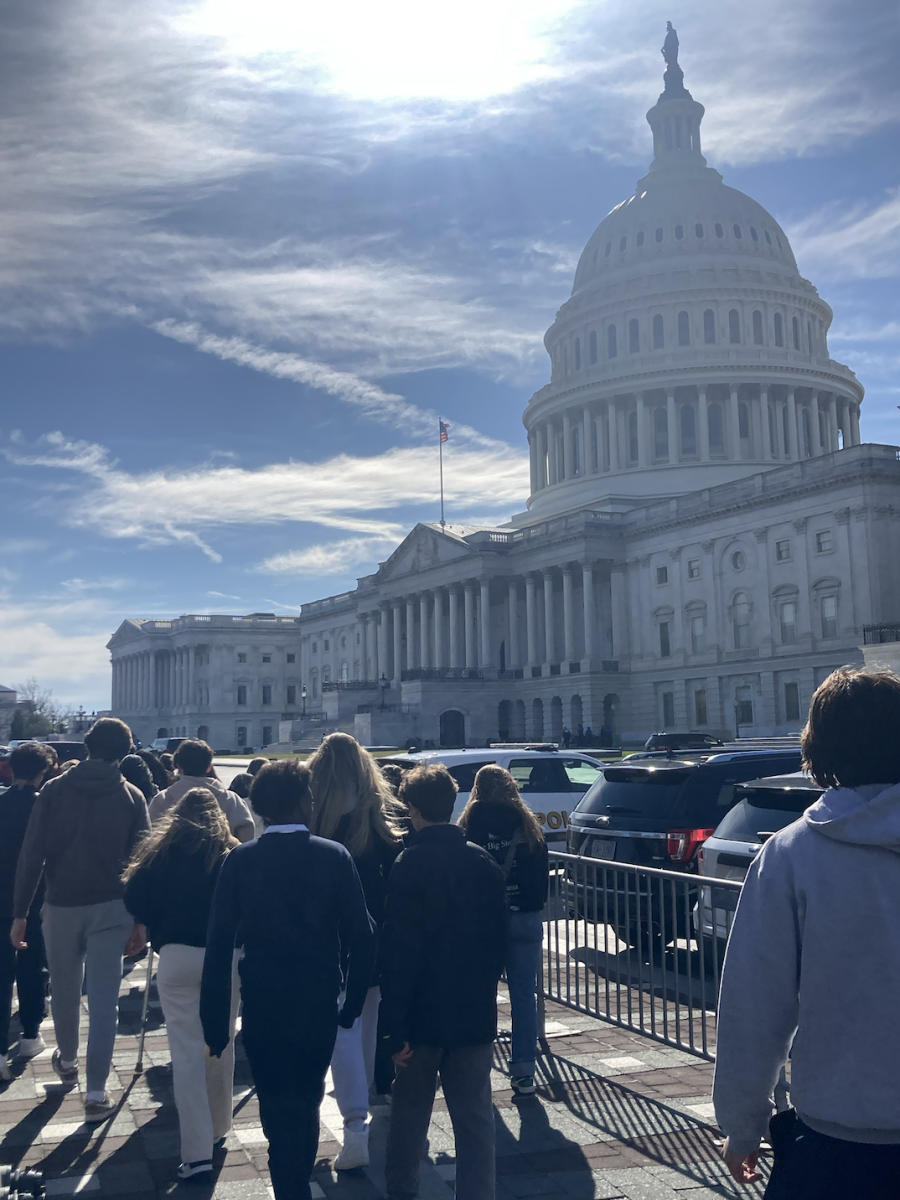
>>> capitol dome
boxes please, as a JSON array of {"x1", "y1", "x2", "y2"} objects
[{"x1": 521, "y1": 38, "x2": 863, "y2": 519}]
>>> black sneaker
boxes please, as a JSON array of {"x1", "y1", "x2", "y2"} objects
[
  {"x1": 177, "y1": 1160, "x2": 213, "y2": 1182},
  {"x1": 511, "y1": 1075, "x2": 536, "y2": 1095}
]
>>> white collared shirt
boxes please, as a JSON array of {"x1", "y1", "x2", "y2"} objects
[{"x1": 262, "y1": 823, "x2": 309, "y2": 835}]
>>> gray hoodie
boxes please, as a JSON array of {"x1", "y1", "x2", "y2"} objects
[
  {"x1": 713, "y1": 781, "x2": 900, "y2": 1154},
  {"x1": 149, "y1": 774, "x2": 255, "y2": 843}
]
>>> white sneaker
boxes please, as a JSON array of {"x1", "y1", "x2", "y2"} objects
[
  {"x1": 17, "y1": 1035, "x2": 46, "y2": 1059},
  {"x1": 334, "y1": 1128, "x2": 369, "y2": 1170}
]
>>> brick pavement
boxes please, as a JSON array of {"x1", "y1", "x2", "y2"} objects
[{"x1": 0, "y1": 963, "x2": 768, "y2": 1200}]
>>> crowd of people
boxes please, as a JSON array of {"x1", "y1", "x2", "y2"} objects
[{"x1": 1, "y1": 722, "x2": 548, "y2": 1200}]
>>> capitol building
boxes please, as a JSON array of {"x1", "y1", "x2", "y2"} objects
[{"x1": 109, "y1": 37, "x2": 900, "y2": 751}]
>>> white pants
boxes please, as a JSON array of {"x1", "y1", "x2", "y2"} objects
[
  {"x1": 331, "y1": 985, "x2": 380, "y2": 1132},
  {"x1": 156, "y1": 944, "x2": 239, "y2": 1164}
]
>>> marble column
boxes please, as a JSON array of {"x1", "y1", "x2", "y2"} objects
[
  {"x1": 150, "y1": 654, "x2": 157, "y2": 710},
  {"x1": 377, "y1": 607, "x2": 388, "y2": 681},
  {"x1": 582, "y1": 407, "x2": 593, "y2": 474},
  {"x1": 787, "y1": 388, "x2": 799, "y2": 460},
  {"x1": 536, "y1": 425, "x2": 547, "y2": 489},
  {"x1": 360, "y1": 615, "x2": 369, "y2": 681},
  {"x1": 729, "y1": 386, "x2": 741, "y2": 460},
  {"x1": 562, "y1": 413, "x2": 572, "y2": 480},
  {"x1": 608, "y1": 403, "x2": 620, "y2": 471},
  {"x1": 528, "y1": 433, "x2": 538, "y2": 494},
  {"x1": 827, "y1": 394, "x2": 839, "y2": 452},
  {"x1": 547, "y1": 424, "x2": 558, "y2": 485},
  {"x1": 809, "y1": 390, "x2": 823, "y2": 456},
  {"x1": 635, "y1": 392, "x2": 647, "y2": 468},
  {"x1": 406, "y1": 599, "x2": 417, "y2": 670},
  {"x1": 562, "y1": 567, "x2": 575, "y2": 663},
  {"x1": 760, "y1": 387, "x2": 772, "y2": 460},
  {"x1": 480, "y1": 581, "x2": 491, "y2": 668},
  {"x1": 432, "y1": 590, "x2": 444, "y2": 669},
  {"x1": 449, "y1": 587, "x2": 461, "y2": 668},
  {"x1": 507, "y1": 580, "x2": 519, "y2": 669},
  {"x1": 610, "y1": 566, "x2": 628, "y2": 659},
  {"x1": 464, "y1": 584, "x2": 476, "y2": 669},
  {"x1": 666, "y1": 387, "x2": 678, "y2": 463},
  {"x1": 582, "y1": 564, "x2": 595, "y2": 659},
  {"x1": 186, "y1": 647, "x2": 194, "y2": 710},
  {"x1": 525, "y1": 575, "x2": 537, "y2": 667},
  {"x1": 392, "y1": 604, "x2": 403, "y2": 682},
  {"x1": 698, "y1": 387, "x2": 710, "y2": 461},
  {"x1": 543, "y1": 569, "x2": 555, "y2": 666},
  {"x1": 850, "y1": 402, "x2": 861, "y2": 445},
  {"x1": 419, "y1": 595, "x2": 430, "y2": 671}
]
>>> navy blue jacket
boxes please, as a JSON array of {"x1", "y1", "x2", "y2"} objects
[{"x1": 200, "y1": 830, "x2": 375, "y2": 1055}]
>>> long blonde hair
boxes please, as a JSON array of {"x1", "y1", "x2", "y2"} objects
[
  {"x1": 458, "y1": 764, "x2": 545, "y2": 847},
  {"x1": 308, "y1": 733, "x2": 402, "y2": 857},
  {"x1": 122, "y1": 787, "x2": 236, "y2": 881}
]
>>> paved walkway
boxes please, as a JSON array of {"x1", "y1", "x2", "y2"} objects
[{"x1": 0, "y1": 963, "x2": 767, "y2": 1200}]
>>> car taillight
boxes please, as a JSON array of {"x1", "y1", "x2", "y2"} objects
[{"x1": 667, "y1": 827, "x2": 715, "y2": 864}]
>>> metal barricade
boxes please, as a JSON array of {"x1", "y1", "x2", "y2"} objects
[{"x1": 543, "y1": 850, "x2": 743, "y2": 1062}]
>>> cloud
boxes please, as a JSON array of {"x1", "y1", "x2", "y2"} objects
[
  {"x1": 788, "y1": 190, "x2": 900, "y2": 283},
  {"x1": 258, "y1": 536, "x2": 402, "y2": 577},
  {"x1": 0, "y1": 599, "x2": 113, "y2": 707},
  {"x1": 3, "y1": 431, "x2": 529, "y2": 559}
]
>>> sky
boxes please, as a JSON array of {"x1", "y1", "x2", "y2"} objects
[{"x1": 0, "y1": 0, "x2": 898, "y2": 710}]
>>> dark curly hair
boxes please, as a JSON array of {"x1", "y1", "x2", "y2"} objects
[{"x1": 801, "y1": 667, "x2": 900, "y2": 789}]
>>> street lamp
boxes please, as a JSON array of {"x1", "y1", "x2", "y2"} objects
[
  {"x1": 379, "y1": 673, "x2": 389, "y2": 710},
  {"x1": 301, "y1": 685, "x2": 307, "y2": 717}
]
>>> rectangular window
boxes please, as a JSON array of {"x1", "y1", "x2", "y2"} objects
[
  {"x1": 780, "y1": 602, "x2": 797, "y2": 644},
  {"x1": 659, "y1": 621, "x2": 671, "y2": 658},
  {"x1": 237, "y1": 685, "x2": 247, "y2": 706},
  {"x1": 736, "y1": 686, "x2": 753, "y2": 727},
  {"x1": 286, "y1": 653, "x2": 296, "y2": 664},
  {"x1": 286, "y1": 685, "x2": 297, "y2": 705},
  {"x1": 312, "y1": 642, "x2": 318, "y2": 654},
  {"x1": 262, "y1": 654, "x2": 271, "y2": 663},
  {"x1": 784, "y1": 681, "x2": 801, "y2": 723},
  {"x1": 662, "y1": 691, "x2": 675, "y2": 727},
  {"x1": 656, "y1": 565, "x2": 668, "y2": 585},
  {"x1": 237, "y1": 726, "x2": 247, "y2": 747},
  {"x1": 694, "y1": 689, "x2": 708, "y2": 726},
  {"x1": 821, "y1": 595, "x2": 838, "y2": 639},
  {"x1": 815, "y1": 530, "x2": 834, "y2": 554},
  {"x1": 690, "y1": 615, "x2": 705, "y2": 653},
  {"x1": 324, "y1": 639, "x2": 330, "y2": 651},
  {"x1": 262, "y1": 725, "x2": 273, "y2": 746},
  {"x1": 237, "y1": 652, "x2": 247, "y2": 664},
  {"x1": 687, "y1": 558, "x2": 701, "y2": 580},
  {"x1": 775, "y1": 538, "x2": 791, "y2": 562},
  {"x1": 262, "y1": 684, "x2": 272, "y2": 706}
]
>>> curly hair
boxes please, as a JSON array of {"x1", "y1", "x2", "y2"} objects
[
  {"x1": 122, "y1": 786, "x2": 235, "y2": 882},
  {"x1": 458, "y1": 764, "x2": 544, "y2": 846},
  {"x1": 308, "y1": 733, "x2": 401, "y2": 857},
  {"x1": 801, "y1": 667, "x2": 900, "y2": 789}
]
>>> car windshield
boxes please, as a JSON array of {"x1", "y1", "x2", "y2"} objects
[
  {"x1": 714, "y1": 787, "x2": 819, "y2": 843},
  {"x1": 447, "y1": 762, "x2": 494, "y2": 792},
  {"x1": 576, "y1": 767, "x2": 693, "y2": 816}
]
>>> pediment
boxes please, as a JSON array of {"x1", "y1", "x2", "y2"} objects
[
  {"x1": 376, "y1": 524, "x2": 473, "y2": 583},
  {"x1": 106, "y1": 619, "x2": 148, "y2": 650}
]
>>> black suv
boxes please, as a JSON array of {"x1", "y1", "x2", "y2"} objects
[
  {"x1": 564, "y1": 748, "x2": 801, "y2": 949},
  {"x1": 643, "y1": 731, "x2": 725, "y2": 752}
]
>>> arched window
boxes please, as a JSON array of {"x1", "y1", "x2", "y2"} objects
[
  {"x1": 732, "y1": 592, "x2": 751, "y2": 649},
  {"x1": 764, "y1": 230, "x2": 772, "y2": 245},
  {"x1": 750, "y1": 227, "x2": 759, "y2": 241},
  {"x1": 729, "y1": 309, "x2": 741, "y2": 344},
  {"x1": 675, "y1": 224, "x2": 684, "y2": 240},
  {"x1": 340, "y1": 661, "x2": 349, "y2": 682},
  {"x1": 739, "y1": 402, "x2": 750, "y2": 439},
  {"x1": 708, "y1": 403, "x2": 725, "y2": 454},
  {"x1": 589, "y1": 330, "x2": 598, "y2": 364},
  {"x1": 629, "y1": 319, "x2": 640, "y2": 353},
  {"x1": 607, "y1": 324, "x2": 617, "y2": 358},
  {"x1": 652, "y1": 314, "x2": 664, "y2": 349},
  {"x1": 715, "y1": 222, "x2": 724, "y2": 238},
  {"x1": 774, "y1": 312, "x2": 784, "y2": 346},
  {"x1": 572, "y1": 426, "x2": 581, "y2": 475},
  {"x1": 636, "y1": 231, "x2": 645, "y2": 246},
  {"x1": 605, "y1": 242, "x2": 611, "y2": 257},
  {"x1": 678, "y1": 311, "x2": 690, "y2": 346},
  {"x1": 627, "y1": 411, "x2": 639, "y2": 463},
  {"x1": 653, "y1": 407, "x2": 668, "y2": 459},
  {"x1": 733, "y1": 224, "x2": 742, "y2": 239},
  {"x1": 752, "y1": 310, "x2": 764, "y2": 344},
  {"x1": 574, "y1": 337, "x2": 581, "y2": 370},
  {"x1": 619, "y1": 236, "x2": 627, "y2": 251},
  {"x1": 655, "y1": 227, "x2": 664, "y2": 243},
  {"x1": 704, "y1": 309, "x2": 716, "y2": 344},
  {"x1": 681, "y1": 404, "x2": 697, "y2": 456},
  {"x1": 792, "y1": 316, "x2": 800, "y2": 349},
  {"x1": 695, "y1": 223, "x2": 704, "y2": 238}
]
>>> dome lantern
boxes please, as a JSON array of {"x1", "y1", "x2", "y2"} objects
[{"x1": 645, "y1": 25, "x2": 706, "y2": 173}]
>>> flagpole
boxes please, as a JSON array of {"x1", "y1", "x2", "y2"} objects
[{"x1": 439, "y1": 418, "x2": 445, "y2": 528}]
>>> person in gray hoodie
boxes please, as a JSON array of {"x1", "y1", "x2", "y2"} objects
[
  {"x1": 149, "y1": 739, "x2": 255, "y2": 842},
  {"x1": 714, "y1": 667, "x2": 900, "y2": 1198}
]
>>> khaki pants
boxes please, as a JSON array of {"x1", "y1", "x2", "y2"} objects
[{"x1": 156, "y1": 944, "x2": 239, "y2": 1164}]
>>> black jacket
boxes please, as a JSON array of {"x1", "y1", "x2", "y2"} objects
[
  {"x1": 124, "y1": 843, "x2": 227, "y2": 950},
  {"x1": 0, "y1": 784, "x2": 42, "y2": 921},
  {"x1": 463, "y1": 803, "x2": 549, "y2": 913},
  {"x1": 334, "y1": 813, "x2": 403, "y2": 930},
  {"x1": 200, "y1": 831, "x2": 375, "y2": 1056},
  {"x1": 378, "y1": 824, "x2": 507, "y2": 1052}
]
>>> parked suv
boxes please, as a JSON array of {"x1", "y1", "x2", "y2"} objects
[
  {"x1": 564, "y1": 748, "x2": 802, "y2": 948},
  {"x1": 643, "y1": 731, "x2": 725, "y2": 752},
  {"x1": 695, "y1": 772, "x2": 822, "y2": 952},
  {"x1": 150, "y1": 737, "x2": 188, "y2": 755}
]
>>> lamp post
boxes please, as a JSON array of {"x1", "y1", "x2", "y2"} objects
[
  {"x1": 379, "y1": 673, "x2": 389, "y2": 710},
  {"x1": 301, "y1": 685, "x2": 307, "y2": 717}
]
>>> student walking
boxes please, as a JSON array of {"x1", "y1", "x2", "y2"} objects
[
  {"x1": 12, "y1": 718, "x2": 149, "y2": 1122},
  {"x1": 201, "y1": 760, "x2": 375, "y2": 1200},
  {"x1": 714, "y1": 668, "x2": 900, "y2": 1199},
  {"x1": 380, "y1": 763, "x2": 508, "y2": 1200},
  {"x1": 308, "y1": 732, "x2": 403, "y2": 1169},
  {"x1": 150, "y1": 739, "x2": 255, "y2": 842},
  {"x1": 0, "y1": 742, "x2": 57, "y2": 1078},
  {"x1": 459, "y1": 764, "x2": 549, "y2": 1095},
  {"x1": 123, "y1": 787, "x2": 240, "y2": 1182}
]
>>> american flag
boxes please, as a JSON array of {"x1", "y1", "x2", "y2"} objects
[{"x1": 439, "y1": 420, "x2": 450, "y2": 444}]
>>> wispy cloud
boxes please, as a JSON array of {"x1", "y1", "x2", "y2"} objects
[
  {"x1": 258, "y1": 536, "x2": 402, "y2": 577},
  {"x1": 788, "y1": 190, "x2": 900, "y2": 283}
]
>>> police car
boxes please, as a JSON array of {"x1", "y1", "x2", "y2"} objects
[{"x1": 380, "y1": 745, "x2": 606, "y2": 841}]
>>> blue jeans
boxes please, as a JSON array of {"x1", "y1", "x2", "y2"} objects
[{"x1": 506, "y1": 910, "x2": 543, "y2": 1077}]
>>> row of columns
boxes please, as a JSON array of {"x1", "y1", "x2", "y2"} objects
[
  {"x1": 112, "y1": 648, "x2": 194, "y2": 712},
  {"x1": 355, "y1": 565, "x2": 623, "y2": 685},
  {"x1": 529, "y1": 386, "x2": 862, "y2": 492}
]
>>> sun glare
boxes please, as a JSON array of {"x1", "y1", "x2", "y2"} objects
[{"x1": 178, "y1": 0, "x2": 585, "y2": 101}]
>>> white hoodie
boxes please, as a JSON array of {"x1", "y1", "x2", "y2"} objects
[{"x1": 713, "y1": 781, "x2": 900, "y2": 1154}]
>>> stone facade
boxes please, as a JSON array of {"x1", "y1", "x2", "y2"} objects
[{"x1": 106, "y1": 53, "x2": 900, "y2": 751}]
